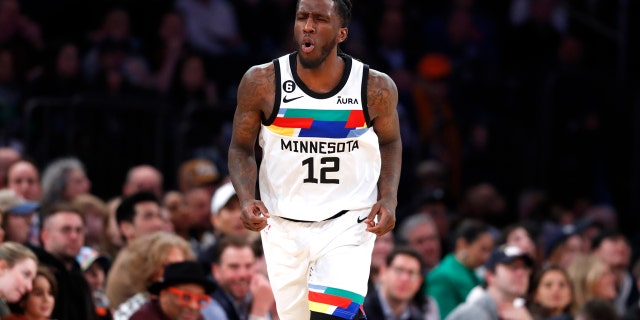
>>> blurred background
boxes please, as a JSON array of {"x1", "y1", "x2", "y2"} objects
[{"x1": 1, "y1": 0, "x2": 639, "y2": 238}]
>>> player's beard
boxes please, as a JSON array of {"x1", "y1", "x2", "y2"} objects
[{"x1": 297, "y1": 37, "x2": 338, "y2": 69}]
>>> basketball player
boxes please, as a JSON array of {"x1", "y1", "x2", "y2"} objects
[{"x1": 228, "y1": 0, "x2": 402, "y2": 319}]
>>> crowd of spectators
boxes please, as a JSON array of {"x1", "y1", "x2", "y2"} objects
[
  {"x1": 0, "y1": 0, "x2": 637, "y2": 222},
  {"x1": 0, "y1": 0, "x2": 639, "y2": 319}
]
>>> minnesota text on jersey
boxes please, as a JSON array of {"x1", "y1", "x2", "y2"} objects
[{"x1": 280, "y1": 139, "x2": 360, "y2": 154}]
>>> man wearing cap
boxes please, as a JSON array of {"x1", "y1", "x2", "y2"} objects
[
  {"x1": 0, "y1": 188, "x2": 40, "y2": 244},
  {"x1": 178, "y1": 158, "x2": 221, "y2": 198},
  {"x1": 130, "y1": 261, "x2": 216, "y2": 320},
  {"x1": 76, "y1": 246, "x2": 111, "y2": 319},
  {"x1": 197, "y1": 181, "x2": 258, "y2": 267},
  {"x1": 210, "y1": 181, "x2": 254, "y2": 241},
  {"x1": 446, "y1": 245, "x2": 534, "y2": 320}
]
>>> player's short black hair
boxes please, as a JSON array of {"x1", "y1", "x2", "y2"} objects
[
  {"x1": 116, "y1": 191, "x2": 159, "y2": 224},
  {"x1": 333, "y1": 0, "x2": 352, "y2": 28},
  {"x1": 296, "y1": 0, "x2": 352, "y2": 27}
]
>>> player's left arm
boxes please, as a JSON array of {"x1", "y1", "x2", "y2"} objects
[{"x1": 365, "y1": 69, "x2": 402, "y2": 236}]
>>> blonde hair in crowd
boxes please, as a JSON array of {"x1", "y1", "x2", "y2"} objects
[
  {"x1": 566, "y1": 254, "x2": 611, "y2": 308},
  {"x1": 105, "y1": 231, "x2": 195, "y2": 308},
  {"x1": 0, "y1": 242, "x2": 37, "y2": 267}
]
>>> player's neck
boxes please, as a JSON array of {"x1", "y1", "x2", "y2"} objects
[{"x1": 296, "y1": 53, "x2": 344, "y2": 94}]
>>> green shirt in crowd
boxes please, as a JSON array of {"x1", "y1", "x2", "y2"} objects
[{"x1": 426, "y1": 253, "x2": 482, "y2": 319}]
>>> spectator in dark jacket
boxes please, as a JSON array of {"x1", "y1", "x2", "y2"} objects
[
  {"x1": 364, "y1": 246, "x2": 440, "y2": 320},
  {"x1": 33, "y1": 202, "x2": 98, "y2": 320}
]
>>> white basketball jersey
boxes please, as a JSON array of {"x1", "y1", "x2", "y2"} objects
[{"x1": 258, "y1": 52, "x2": 381, "y2": 221}]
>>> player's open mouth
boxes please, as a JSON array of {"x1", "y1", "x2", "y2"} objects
[{"x1": 301, "y1": 39, "x2": 314, "y2": 53}]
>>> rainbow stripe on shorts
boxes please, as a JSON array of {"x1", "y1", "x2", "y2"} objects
[{"x1": 308, "y1": 284, "x2": 364, "y2": 319}]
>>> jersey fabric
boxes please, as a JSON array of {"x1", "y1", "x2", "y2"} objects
[{"x1": 259, "y1": 52, "x2": 381, "y2": 222}]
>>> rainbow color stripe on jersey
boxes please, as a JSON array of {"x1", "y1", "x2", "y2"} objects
[
  {"x1": 266, "y1": 108, "x2": 369, "y2": 138},
  {"x1": 308, "y1": 284, "x2": 364, "y2": 319}
]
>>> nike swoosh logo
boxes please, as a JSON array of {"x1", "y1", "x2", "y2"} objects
[
  {"x1": 357, "y1": 216, "x2": 367, "y2": 223},
  {"x1": 283, "y1": 95, "x2": 303, "y2": 103}
]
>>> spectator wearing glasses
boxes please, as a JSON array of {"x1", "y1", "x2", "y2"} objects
[
  {"x1": 31, "y1": 202, "x2": 98, "y2": 320},
  {"x1": 130, "y1": 261, "x2": 216, "y2": 320},
  {"x1": 363, "y1": 246, "x2": 440, "y2": 320}
]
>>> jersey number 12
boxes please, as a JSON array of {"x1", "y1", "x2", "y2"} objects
[{"x1": 302, "y1": 157, "x2": 340, "y2": 184}]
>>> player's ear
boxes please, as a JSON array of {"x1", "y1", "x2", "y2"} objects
[{"x1": 338, "y1": 28, "x2": 348, "y2": 44}]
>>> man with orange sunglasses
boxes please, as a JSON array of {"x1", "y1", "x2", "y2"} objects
[{"x1": 131, "y1": 261, "x2": 217, "y2": 320}]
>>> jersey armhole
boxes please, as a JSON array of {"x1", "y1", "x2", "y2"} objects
[
  {"x1": 263, "y1": 58, "x2": 281, "y2": 126},
  {"x1": 361, "y1": 64, "x2": 372, "y2": 127}
]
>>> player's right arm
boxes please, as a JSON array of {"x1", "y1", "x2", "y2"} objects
[{"x1": 228, "y1": 63, "x2": 275, "y2": 231}]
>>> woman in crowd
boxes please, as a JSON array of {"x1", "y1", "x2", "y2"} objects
[
  {"x1": 40, "y1": 157, "x2": 91, "y2": 213},
  {"x1": 4, "y1": 267, "x2": 56, "y2": 320},
  {"x1": 0, "y1": 242, "x2": 38, "y2": 304},
  {"x1": 567, "y1": 254, "x2": 618, "y2": 310},
  {"x1": 528, "y1": 264, "x2": 576, "y2": 320}
]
